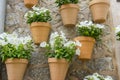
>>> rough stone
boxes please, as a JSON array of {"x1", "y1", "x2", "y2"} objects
[{"x1": 1, "y1": 0, "x2": 119, "y2": 80}]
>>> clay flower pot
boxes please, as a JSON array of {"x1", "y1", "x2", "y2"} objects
[
  {"x1": 60, "y1": 4, "x2": 79, "y2": 27},
  {"x1": 74, "y1": 36, "x2": 95, "y2": 60},
  {"x1": 30, "y1": 22, "x2": 51, "y2": 44},
  {"x1": 89, "y1": 0, "x2": 110, "y2": 23},
  {"x1": 24, "y1": 0, "x2": 38, "y2": 8},
  {"x1": 5, "y1": 59, "x2": 28, "y2": 80},
  {"x1": 48, "y1": 58, "x2": 69, "y2": 80}
]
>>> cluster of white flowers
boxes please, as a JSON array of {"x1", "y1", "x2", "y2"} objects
[
  {"x1": 24, "y1": 6, "x2": 50, "y2": 19},
  {"x1": 76, "y1": 21, "x2": 104, "y2": 29},
  {"x1": 115, "y1": 25, "x2": 120, "y2": 34},
  {"x1": 40, "y1": 31, "x2": 82, "y2": 55},
  {"x1": 0, "y1": 32, "x2": 32, "y2": 47},
  {"x1": 84, "y1": 73, "x2": 113, "y2": 80}
]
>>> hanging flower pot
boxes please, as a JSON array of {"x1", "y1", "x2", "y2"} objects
[
  {"x1": 48, "y1": 58, "x2": 69, "y2": 80},
  {"x1": 30, "y1": 22, "x2": 51, "y2": 44},
  {"x1": 24, "y1": 6, "x2": 52, "y2": 44},
  {"x1": 75, "y1": 21, "x2": 104, "y2": 59},
  {"x1": 24, "y1": 0, "x2": 38, "y2": 8},
  {"x1": 74, "y1": 36, "x2": 95, "y2": 59},
  {"x1": 40, "y1": 32, "x2": 81, "y2": 80},
  {"x1": 5, "y1": 59, "x2": 28, "y2": 80},
  {"x1": 89, "y1": 0, "x2": 110, "y2": 23},
  {"x1": 60, "y1": 4, "x2": 79, "y2": 27},
  {"x1": 0, "y1": 33, "x2": 33, "y2": 80}
]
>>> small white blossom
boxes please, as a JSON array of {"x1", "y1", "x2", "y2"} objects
[
  {"x1": 96, "y1": 24, "x2": 104, "y2": 29},
  {"x1": 75, "y1": 48, "x2": 80, "y2": 56},
  {"x1": 0, "y1": 32, "x2": 7, "y2": 39},
  {"x1": 75, "y1": 40, "x2": 82, "y2": 47},
  {"x1": 40, "y1": 41, "x2": 47, "y2": 48},
  {"x1": 40, "y1": 7, "x2": 49, "y2": 12},
  {"x1": 105, "y1": 76, "x2": 113, "y2": 80},
  {"x1": 115, "y1": 25, "x2": 120, "y2": 34},
  {"x1": 84, "y1": 73, "x2": 113, "y2": 80},
  {"x1": 0, "y1": 32, "x2": 32, "y2": 48},
  {"x1": 64, "y1": 41, "x2": 75, "y2": 47},
  {"x1": 32, "y1": 6, "x2": 40, "y2": 11},
  {"x1": 76, "y1": 21, "x2": 104, "y2": 29},
  {"x1": 78, "y1": 21, "x2": 93, "y2": 27}
]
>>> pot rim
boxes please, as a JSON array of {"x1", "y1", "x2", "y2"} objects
[
  {"x1": 30, "y1": 22, "x2": 51, "y2": 28},
  {"x1": 48, "y1": 58, "x2": 68, "y2": 63},
  {"x1": 5, "y1": 58, "x2": 28, "y2": 64},
  {"x1": 89, "y1": 0, "x2": 110, "y2": 7},
  {"x1": 74, "y1": 36, "x2": 96, "y2": 42},
  {"x1": 60, "y1": 4, "x2": 79, "y2": 11}
]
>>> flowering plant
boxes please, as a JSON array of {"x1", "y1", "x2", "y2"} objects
[
  {"x1": 40, "y1": 31, "x2": 81, "y2": 61},
  {"x1": 0, "y1": 32, "x2": 33, "y2": 62},
  {"x1": 84, "y1": 73, "x2": 113, "y2": 80},
  {"x1": 76, "y1": 21, "x2": 104, "y2": 40},
  {"x1": 24, "y1": 6, "x2": 52, "y2": 24},
  {"x1": 55, "y1": 0, "x2": 79, "y2": 7},
  {"x1": 115, "y1": 25, "x2": 120, "y2": 40}
]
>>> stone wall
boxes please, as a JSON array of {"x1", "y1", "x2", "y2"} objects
[{"x1": 1, "y1": 0, "x2": 119, "y2": 80}]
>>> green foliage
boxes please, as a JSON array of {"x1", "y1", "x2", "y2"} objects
[
  {"x1": 0, "y1": 42, "x2": 33, "y2": 62},
  {"x1": 45, "y1": 37, "x2": 76, "y2": 61},
  {"x1": 55, "y1": 0, "x2": 79, "y2": 7},
  {"x1": 116, "y1": 31, "x2": 120, "y2": 40},
  {"x1": 24, "y1": 7, "x2": 52, "y2": 24},
  {"x1": 40, "y1": 32, "x2": 80, "y2": 61},
  {"x1": 77, "y1": 25, "x2": 103, "y2": 40},
  {"x1": 26, "y1": 11, "x2": 52, "y2": 24}
]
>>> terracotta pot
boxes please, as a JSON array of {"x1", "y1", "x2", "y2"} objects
[
  {"x1": 60, "y1": 4, "x2": 79, "y2": 27},
  {"x1": 74, "y1": 36, "x2": 95, "y2": 60},
  {"x1": 48, "y1": 58, "x2": 69, "y2": 80},
  {"x1": 89, "y1": 0, "x2": 110, "y2": 23},
  {"x1": 24, "y1": 0, "x2": 38, "y2": 8},
  {"x1": 30, "y1": 22, "x2": 51, "y2": 44},
  {"x1": 5, "y1": 59, "x2": 28, "y2": 80}
]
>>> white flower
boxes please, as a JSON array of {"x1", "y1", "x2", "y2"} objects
[
  {"x1": 92, "y1": 75, "x2": 100, "y2": 80},
  {"x1": 0, "y1": 40, "x2": 7, "y2": 46},
  {"x1": 35, "y1": 12, "x2": 40, "y2": 15},
  {"x1": 96, "y1": 24, "x2": 104, "y2": 29},
  {"x1": 115, "y1": 25, "x2": 120, "y2": 34},
  {"x1": 32, "y1": 6, "x2": 40, "y2": 11},
  {"x1": 40, "y1": 41, "x2": 47, "y2": 48},
  {"x1": 50, "y1": 32, "x2": 59, "y2": 40},
  {"x1": 40, "y1": 7, "x2": 49, "y2": 12},
  {"x1": 49, "y1": 32, "x2": 59, "y2": 48},
  {"x1": 60, "y1": 31, "x2": 67, "y2": 42},
  {"x1": 64, "y1": 41, "x2": 75, "y2": 47},
  {"x1": 0, "y1": 32, "x2": 7, "y2": 39},
  {"x1": 79, "y1": 21, "x2": 93, "y2": 27},
  {"x1": 84, "y1": 73, "x2": 113, "y2": 80},
  {"x1": 0, "y1": 32, "x2": 32, "y2": 48},
  {"x1": 76, "y1": 21, "x2": 104, "y2": 29},
  {"x1": 24, "y1": 13, "x2": 28, "y2": 19},
  {"x1": 105, "y1": 76, "x2": 113, "y2": 80},
  {"x1": 75, "y1": 40, "x2": 82, "y2": 47},
  {"x1": 75, "y1": 48, "x2": 80, "y2": 56}
]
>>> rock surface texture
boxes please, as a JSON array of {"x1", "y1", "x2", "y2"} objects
[{"x1": 1, "y1": 0, "x2": 118, "y2": 80}]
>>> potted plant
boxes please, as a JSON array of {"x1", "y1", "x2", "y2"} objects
[
  {"x1": 74, "y1": 21, "x2": 104, "y2": 60},
  {"x1": 115, "y1": 25, "x2": 120, "y2": 40},
  {"x1": 40, "y1": 31, "x2": 81, "y2": 80},
  {"x1": 84, "y1": 73, "x2": 113, "y2": 80},
  {"x1": 24, "y1": 6, "x2": 52, "y2": 44},
  {"x1": 89, "y1": 0, "x2": 110, "y2": 23},
  {"x1": 55, "y1": 0, "x2": 79, "y2": 27},
  {"x1": 0, "y1": 32, "x2": 33, "y2": 80},
  {"x1": 24, "y1": 0, "x2": 38, "y2": 8}
]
